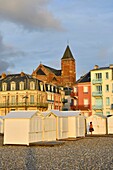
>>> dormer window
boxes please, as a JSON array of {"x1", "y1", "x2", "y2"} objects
[
  {"x1": 30, "y1": 81, "x2": 35, "y2": 90},
  {"x1": 19, "y1": 82, "x2": 24, "y2": 90},
  {"x1": 11, "y1": 82, "x2": 16, "y2": 91},
  {"x1": 2, "y1": 83, "x2": 7, "y2": 91},
  {"x1": 48, "y1": 84, "x2": 50, "y2": 91}
]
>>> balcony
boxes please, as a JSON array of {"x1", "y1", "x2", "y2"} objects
[
  {"x1": 92, "y1": 91, "x2": 102, "y2": 97},
  {"x1": 71, "y1": 105, "x2": 90, "y2": 110},
  {"x1": 92, "y1": 105, "x2": 103, "y2": 110},
  {"x1": 92, "y1": 79, "x2": 102, "y2": 84},
  {"x1": 70, "y1": 92, "x2": 78, "y2": 98},
  {"x1": 0, "y1": 102, "x2": 48, "y2": 108},
  {"x1": 62, "y1": 98, "x2": 68, "y2": 104}
]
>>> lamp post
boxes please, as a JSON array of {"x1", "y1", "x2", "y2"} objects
[{"x1": 23, "y1": 95, "x2": 28, "y2": 110}]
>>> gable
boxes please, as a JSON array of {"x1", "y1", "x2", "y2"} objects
[{"x1": 36, "y1": 69, "x2": 46, "y2": 75}]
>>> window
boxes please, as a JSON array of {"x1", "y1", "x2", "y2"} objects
[
  {"x1": 30, "y1": 95, "x2": 34, "y2": 104},
  {"x1": 84, "y1": 99, "x2": 88, "y2": 106},
  {"x1": 106, "y1": 72, "x2": 109, "y2": 79},
  {"x1": 11, "y1": 82, "x2": 16, "y2": 90},
  {"x1": 95, "y1": 73, "x2": 102, "y2": 80},
  {"x1": 106, "y1": 97, "x2": 110, "y2": 106},
  {"x1": 11, "y1": 96, "x2": 16, "y2": 104},
  {"x1": 40, "y1": 84, "x2": 43, "y2": 91},
  {"x1": 74, "y1": 87, "x2": 77, "y2": 93},
  {"x1": 2, "y1": 83, "x2": 7, "y2": 91},
  {"x1": 84, "y1": 86, "x2": 88, "y2": 93},
  {"x1": 51, "y1": 86, "x2": 53, "y2": 92},
  {"x1": 74, "y1": 99, "x2": 77, "y2": 106},
  {"x1": 106, "y1": 112, "x2": 110, "y2": 115},
  {"x1": 19, "y1": 82, "x2": 24, "y2": 90},
  {"x1": 106, "y1": 85, "x2": 109, "y2": 92},
  {"x1": 96, "y1": 85, "x2": 102, "y2": 92},
  {"x1": 30, "y1": 82, "x2": 35, "y2": 90},
  {"x1": 48, "y1": 85, "x2": 50, "y2": 91}
]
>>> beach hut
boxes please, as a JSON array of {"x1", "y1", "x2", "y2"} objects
[
  {"x1": 0, "y1": 116, "x2": 4, "y2": 134},
  {"x1": 42, "y1": 110, "x2": 68, "y2": 140},
  {"x1": 86, "y1": 114, "x2": 107, "y2": 135},
  {"x1": 107, "y1": 115, "x2": 113, "y2": 134},
  {"x1": 43, "y1": 110, "x2": 85, "y2": 140},
  {"x1": 43, "y1": 111, "x2": 57, "y2": 141},
  {"x1": 3, "y1": 110, "x2": 44, "y2": 145},
  {"x1": 68, "y1": 111, "x2": 85, "y2": 138}
]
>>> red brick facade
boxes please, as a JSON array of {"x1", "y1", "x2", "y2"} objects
[{"x1": 32, "y1": 45, "x2": 76, "y2": 87}]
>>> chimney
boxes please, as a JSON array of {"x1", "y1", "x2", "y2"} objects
[
  {"x1": 109, "y1": 64, "x2": 113, "y2": 69},
  {"x1": 1, "y1": 73, "x2": 6, "y2": 79},
  {"x1": 20, "y1": 72, "x2": 25, "y2": 77},
  {"x1": 94, "y1": 65, "x2": 99, "y2": 69}
]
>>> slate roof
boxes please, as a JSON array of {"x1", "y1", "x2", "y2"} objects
[
  {"x1": 76, "y1": 72, "x2": 90, "y2": 84},
  {"x1": 91, "y1": 66, "x2": 110, "y2": 71},
  {"x1": 43, "y1": 65, "x2": 61, "y2": 76},
  {"x1": 61, "y1": 45, "x2": 75, "y2": 60},
  {"x1": 36, "y1": 69, "x2": 46, "y2": 75}
]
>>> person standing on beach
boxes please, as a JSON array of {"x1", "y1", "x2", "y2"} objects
[{"x1": 89, "y1": 122, "x2": 94, "y2": 135}]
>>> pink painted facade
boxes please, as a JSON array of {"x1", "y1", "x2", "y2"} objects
[{"x1": 71, "y1": 72, "x2": 92, "y2": 117}]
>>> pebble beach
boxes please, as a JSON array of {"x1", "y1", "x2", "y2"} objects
[{"x1": 0, "y1": 136, "x2": 113, "y2": 170}]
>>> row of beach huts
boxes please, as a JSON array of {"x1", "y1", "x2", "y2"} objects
[{"x1": 0, "y1": 110, "x2": 113, "y2": 145}]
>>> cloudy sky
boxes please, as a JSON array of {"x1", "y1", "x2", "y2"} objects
[{"x1": 0, "y1": 0, "x2": 113, "y2": 79}]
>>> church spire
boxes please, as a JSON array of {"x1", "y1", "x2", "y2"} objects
[{"x1": 61, "y1": 45, "x2": 74, "y2": 60}]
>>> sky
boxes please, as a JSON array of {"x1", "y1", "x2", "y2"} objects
[{"x1": 0, "y1": 0, "x2": 113, "y2": 79}]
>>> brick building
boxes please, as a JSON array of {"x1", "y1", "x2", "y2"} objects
[{"x1": 32, "y1": 45, "x2": 76, "y2": 87}]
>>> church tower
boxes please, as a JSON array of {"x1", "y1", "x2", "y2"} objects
[{"x1": 61, "y1": 45, "x2": 76, "y2": 86}]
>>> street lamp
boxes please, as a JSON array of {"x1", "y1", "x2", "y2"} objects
[{"x1": 23, "y1": 95, "x2": 28, "y2": 110}]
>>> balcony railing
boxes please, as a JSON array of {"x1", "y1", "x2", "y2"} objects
[
  {"x1": 92, "y1": 91, "x2": 102, "y2": 97},
  {"x1": 62, "y1": 99, "x2": 68, "y2": 104},
  {"x1": 71, "y1": 105, "x2": 90, "y2": 110},
  {"x1": 92, "y1": 79, "x2": 102, "y2": 84},
  {"x1": 70, "y1": 92, "x2": 78, "y2": 98},
  {"x1": 0, "y1": 102, "x2": 48, "y2": 108},
  {"x1": 92, "y1": 105, "x2": 103, "y2": 110}
]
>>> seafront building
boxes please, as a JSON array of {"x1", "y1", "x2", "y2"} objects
[
  {"x1": 0, "y1": 72, "x2": 64, "y2": 116},
  {"x1": 91, "y1": 64, "x2": 113, "y2": 116},
  {"x1": 70, "y1": 72, "x2": 92, "y2": 117}
]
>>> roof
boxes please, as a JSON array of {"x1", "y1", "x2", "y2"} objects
[
  {"x1": 4, "y1": 110, "x2": 40, "y2": 119},
  {"x1": 42, "y1": 110, "x2": 82, "y2": 117},
  {"x1": 43, "y1": 65, "x2": 61, "y2": 76},
  {"x1": 36, "y1": 69, "x2": 46, "y2": 75},
  {"x1": 61, "y1": 45, "x2": 75, "y2": 60},
  {"x1": 76, "y1": 72, "x2": 90, "y2": 84},
  {"x1": 87, "y1": 114, "x2": 107, "y2": 119},
  {"x1": 91, "y1": 66, "x2": 110, "y2": 71}
]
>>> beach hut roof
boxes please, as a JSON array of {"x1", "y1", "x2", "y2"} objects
[
  {"x1": 4, "y1": 110, "x2": 41, "y2": 119},
  {"x1": 42, "y1": 110, "x2": 82, "y2": 117}
]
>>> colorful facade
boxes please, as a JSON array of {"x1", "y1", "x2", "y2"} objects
[
  {"x1": 91, "y1": 65, "x2": 113, "y2": 116},
  {"x1": 71, "y1": 72, "x2": 92, "y2": 117},
  {"x1": 0, "y1": 72, "x2": 64, "y2": 116}
]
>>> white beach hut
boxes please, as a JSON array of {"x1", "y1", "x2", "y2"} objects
[
  {"x1": 43, "y1": 111, "x2": 57, "y2": 141},
  {"x1": 3, "y1": 110, "x2": 44, "y2": 145},
  {"x1": 107, "y1": 115, "x2": 113, "y2": 134},
  {"x1": 86, "y1": 114, "x2": 107, "y2": 135},
  {"x1": 43, "y1": 110, "x2": 85, "y2": 140},
  {"x1": 42, "y1": 110, "x2": 68, "y2": 140},
  {"x1": 67, "y1": 111, "x2": 85, "y2": 138},
  {"x1": 0, "y1": 116, "x2": 4, "y2": 134}
]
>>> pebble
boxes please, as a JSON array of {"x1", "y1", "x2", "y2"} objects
[{"x1": 0, "y1": 137, "x2": 113, "y2": 169}]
